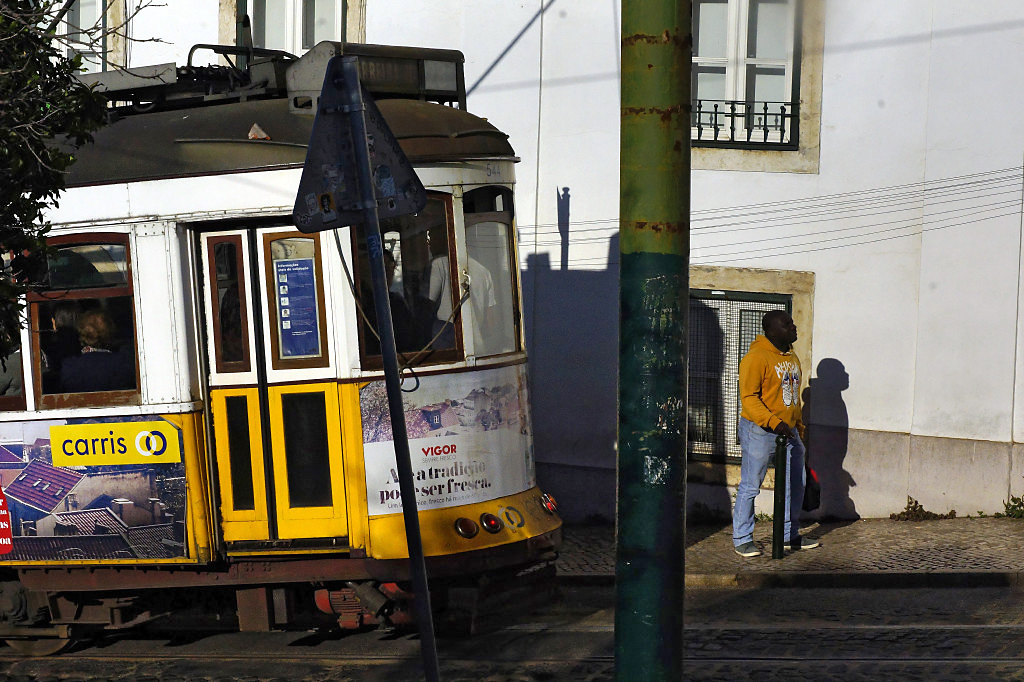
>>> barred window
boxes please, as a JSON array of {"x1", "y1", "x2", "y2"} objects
[{"x1": 688, "y1": 290, "x2": 789, "y2": 462}]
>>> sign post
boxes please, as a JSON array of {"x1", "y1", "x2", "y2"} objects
[{"x1": 292, "y1": 56, "x2": 438, "y2": 681}]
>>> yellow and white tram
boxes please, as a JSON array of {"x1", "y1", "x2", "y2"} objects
[{"x1": 0, "y1": 42, "x2": 560, "y2": 653}]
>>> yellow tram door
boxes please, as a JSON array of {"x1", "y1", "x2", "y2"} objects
[{"x1": 200, "y1": 228, "x2": 348, "y2": 545}]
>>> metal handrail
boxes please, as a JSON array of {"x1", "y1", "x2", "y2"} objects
[{"x1": 692, "y1": 99, "x2": 799, "y2": 148}]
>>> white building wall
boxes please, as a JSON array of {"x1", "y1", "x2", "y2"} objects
[
  {"x1": 123, "y1": 2, "x2": 220, "y2": 67},
  {"x1": 50, "y1": 0, "x2": 1024, "y2": 519},
  {"x1": 913, "y1": 3, "x2": 1024, "y2": 443}
]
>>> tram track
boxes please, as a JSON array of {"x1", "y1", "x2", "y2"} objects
[
  {"x1": 0, "y1": 638, "x2": 616, "y2": 682},
  {"x1": 0, "y1": 617, "x2": 615, "y2": 680},
  {"x1": 685, "y1": 621, "x2": 1024, "y2": 679}
]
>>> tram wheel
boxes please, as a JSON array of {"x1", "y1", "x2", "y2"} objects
[{"x1": 4, "y1": 636, "x2": 73, "y2": 657}]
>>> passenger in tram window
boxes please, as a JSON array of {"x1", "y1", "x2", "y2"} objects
[
  {"x1": 363, "y1": 250, "x2": 420, "y2": 354},
  {"x1": 40, "y1": 301, "x2": 82, "y2": 393},
  {"x1": 59, "y1": 309, "x2": 135, "y2": 393},
  {"x1": 427, "y1": 232, "x2": 496, "y2": 351}
]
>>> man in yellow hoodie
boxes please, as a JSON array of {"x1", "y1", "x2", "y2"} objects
[{"x1": 732, "y1": 310, "x2": 819, "y2": 557}]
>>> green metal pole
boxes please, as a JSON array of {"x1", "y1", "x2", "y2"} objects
[{"x1": 615, "y1": 0, "x2": 689, "y2": 680}]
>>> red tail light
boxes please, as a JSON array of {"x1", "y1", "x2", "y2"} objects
[
  {"x1": 480, "y1": 513, "x2": 503, "y2": 533},
  {"x1": 541, "y1": 493, "x2": 558, "y2": 514}
]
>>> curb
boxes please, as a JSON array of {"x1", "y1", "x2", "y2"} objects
[{"x1": 685, "y1": 570, "x2": 1024, "y2": 590}]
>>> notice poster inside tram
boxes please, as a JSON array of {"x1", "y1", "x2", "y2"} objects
[
  {"x1": 274, "y1": 257, "x2": 321, "y2": 358},
  {"x1": 360, "y1": 364, "x2": 536, "y2": 516},
  {"x1": 0, "y1": 416, "x2": 188, "y2": 562}
]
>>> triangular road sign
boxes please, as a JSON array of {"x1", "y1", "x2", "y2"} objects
[{"x1": 293, "y1": 56, "x2": 426, "y2": 233}]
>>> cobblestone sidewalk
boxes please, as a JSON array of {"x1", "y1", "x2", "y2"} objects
[
  {"x1": 557, "y1": 525, "x2": 615, "y2": 580},
  {"x1": 559, "y1": 518, "x2": 1024, "y2": 587},
  {"x1": 686, "y1": 517, "x2": 1024, "y2": 587}
]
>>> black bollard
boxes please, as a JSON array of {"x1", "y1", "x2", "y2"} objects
[{"x1": 772, "y1": 434, "x2": 788, "y2": 559}]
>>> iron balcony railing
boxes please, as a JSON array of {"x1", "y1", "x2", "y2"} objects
[{"x1": 692, "y1": 99, "x2": 798, "y2": 149}]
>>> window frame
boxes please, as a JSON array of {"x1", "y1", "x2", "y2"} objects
[
  {"x1": 462, "y1": 204, "x2": 523, "y2": 358},
  {"x1": 207, "y1": 234, "x2": 253, "y2": 374},
  {"x1": 28, "y1": 232, "x2": 140, "y2": 410},
  {"x1": 251, "y1": 0, "x2": 344, "y2": 55},
  {"x1": 354, "y1": 192, "x2": 463, "y2": 370},
  {"x1": 687, "y1": 288, "x2": 791, "y2": 464},
  {"x1": 64, "y1": 0, "x2": 107, "y2": 73},
  {"x1": 261, "y1": 230, "x2": 331, "y2": 371},
  {"x1": 692, "y1": 0, "x2": 799, "y2": 149}
]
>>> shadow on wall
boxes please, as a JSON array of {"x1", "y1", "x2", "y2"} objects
[
  {"x1": 684, "y1": 299, "x2": 732, "y2": 538},
  {"x1": 522, "y1": 187, "x2": 618, "y2": 524},
  {"x1": 802, "y1": 358, "x2": 858, "y2": 520}
]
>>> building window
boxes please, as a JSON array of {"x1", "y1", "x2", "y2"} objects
[
  {"x1": 692, "y1": 0, "x2": 797, "y2": 148},
  {"x1": 688, "y1": 290, "x2": 789, "y2": 462},
  {"x1": 29, "y1": 234, "x2": 139, "y2": 408},
  {"x1": 65, "y1": 0, "x2": 106, "y2": 72},
  {"x1": 252, "y1": 0, "x2": 342, "y2": 55}
]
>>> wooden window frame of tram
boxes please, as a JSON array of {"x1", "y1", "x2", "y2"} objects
[
  {"x1": 462, "y1": 204, "x2": 524, "y2": 358},
  {"x1": 354, "y1": 192, "x2": 465, "y2": 371},
  {"x1": 205, "y1": 233, "x2": 252, "y2": 375},
  {"x1": 27, "y1": 232, "x2": 141, "y2": 410},
  {"x1": 261, "y1": 230, "x2": 331, "y2": 371}
]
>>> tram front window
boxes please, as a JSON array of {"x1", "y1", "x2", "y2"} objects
[
  {"x1": 464, "y1": 186, "x2": 520, "y2": 356},
  {"x1": 30, "y1": 237, "x2": 138, "y2": 404},
  {"x1": 356, "y1": 194, "x2": 457, "y2": 364}
]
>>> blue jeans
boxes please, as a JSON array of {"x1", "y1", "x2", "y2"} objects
[{"x1": 733, "y1": 417, "x2": 806, "y2": 546}]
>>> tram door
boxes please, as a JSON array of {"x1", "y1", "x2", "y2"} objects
[{"x1": 199, "y1": 228, "x2": 348, "y2": 544}]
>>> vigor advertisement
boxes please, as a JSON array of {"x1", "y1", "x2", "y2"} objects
[{"x1": 360, "y1": 364, "x2": 536, "y2": 516}]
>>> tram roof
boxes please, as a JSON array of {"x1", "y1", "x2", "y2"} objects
[{"x1": 65, "y1": 98, "x2": 516, "y2": 188}]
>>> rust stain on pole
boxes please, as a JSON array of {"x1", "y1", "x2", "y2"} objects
[
  {"x1": 622, "y1": 29, "x2": 686, "y2": 47},
  {"x1": 627, "y1": 220, "x2": 687, "y2": 234},
  {"x1": 621, "y1": 105, "x2": 686, "y2": 122}
]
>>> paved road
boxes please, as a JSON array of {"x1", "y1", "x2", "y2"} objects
[
  {"x1": 686, "y1": 585, "x2": 1024, "y2": 680},
  {"x1": 0, "y1": 586, "x2": 614, "y2": 681}
]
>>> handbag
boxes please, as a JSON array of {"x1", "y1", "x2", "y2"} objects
[{"x1": 802, "y1": 464, "x2": 821, "y2": 512}]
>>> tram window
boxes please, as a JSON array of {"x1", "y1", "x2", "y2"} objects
[
  {"x1": 207, "y1": 237, "x2": 251, "y2": 373},
  {"x1": 29, "y1": 235, "x2": 138, "y2": 407},
  {"x1": 355, "y1": 194, "x2": 458, "y2": 366},
  {"x1": 464, "y1": 186, "x2": 520, "y2": 356},
  {"x1": 263, "y1": 233, "x2": 330, "y2": 370},
  {"x1": 225, "y1": 395, "x2": 256, "y2": 511},
  {"x1": 281, "y1": 392, "x2": 333, "y2": 508},
  {"x1": 46, "y1": 244, "x2": 128, "y2": 290}
]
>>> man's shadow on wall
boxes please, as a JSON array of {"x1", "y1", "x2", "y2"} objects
[{"x1": 802, "y1": 358, "x2": 858, "y2": 521}]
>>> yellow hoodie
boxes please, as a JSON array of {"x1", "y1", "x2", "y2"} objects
[{"x1": 739, "y1": 335, "x2": 804, "y2": 436}]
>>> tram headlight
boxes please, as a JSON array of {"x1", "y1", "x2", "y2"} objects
[
  {"x1": 480, "y1": 513, "x2": 504, "y2": 534},
  {"x1": 540, "y1": 493, "x2": 558, "y2": 514},
  {"x1": 454, "y1": 517, "x2": 479, "y2": 539}
]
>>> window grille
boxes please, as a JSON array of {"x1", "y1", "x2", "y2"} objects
[
  {"x1": 688, "y1": 290, "x2": 790, "y2": 462},
  {"x1": 692, "y1": 99, "x2": 797, "y2": 148}
]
